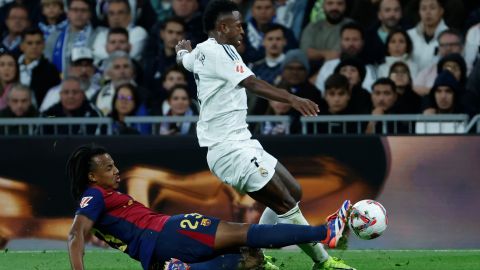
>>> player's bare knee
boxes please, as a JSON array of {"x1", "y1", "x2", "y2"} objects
[{"x1": 274, "y1": 196, "x2": 297, "y2": 214}]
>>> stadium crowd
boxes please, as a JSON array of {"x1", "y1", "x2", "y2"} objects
[{"x1": 0, "y1": 0, "x2": 479, "y2": 135}]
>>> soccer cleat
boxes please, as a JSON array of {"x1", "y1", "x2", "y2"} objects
[
  {"x1": 163, "y1": 258, "x2": 190, "y2": 270},
  {"x1": 321, "y1": 200, "x2": 351, "y2": 249},
  {"x1": 312, "y1": 256, "x2": 357, "y2": 270},
  {"x1": 321, "y1": 215, "x2": 346, "y2": 248},
  {"x1": 262, "y1": 255, "x2": 280, "y2": 270},
  {"x1": 326, "y1": 200, "x2": 352, "y2": 223}
]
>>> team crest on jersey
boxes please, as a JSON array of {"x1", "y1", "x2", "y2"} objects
[
  {"x1": 259, "y1": 167, "x2": 269, "y2": 177},
  {"x1": 200, "y1": 218, "x2": 211, "y2": 227},
  {"x1": 80, "y1": 196, "x2": 93, "y2": 208}
]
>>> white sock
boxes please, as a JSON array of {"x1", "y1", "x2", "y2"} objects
[
  {"x1": 259, "y1": 207, "x2": 278, "y2": 224},
  {"x1": 277, "y1": 203, "x2": 329, "y2": 263}
]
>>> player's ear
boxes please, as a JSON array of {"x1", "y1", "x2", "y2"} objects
[{"x1": 88, "y1": 172, "x2": 96, "y2": 182}]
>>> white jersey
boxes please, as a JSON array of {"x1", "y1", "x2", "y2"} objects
[{"x1": 182, "y1": 38, "x2": 255, "y2": 147}]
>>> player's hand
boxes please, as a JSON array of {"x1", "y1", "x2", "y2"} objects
[
  {"x1": 175, "y1": 39, "x2": 192, "y2": 53},
  {"x1": 290, "y1": 96, "x2": 319, "y2": 116},
  {"x1": 423, "y1": 108, "x2": 436, "y2": 115},
  {"x1": 372, "y1": 108, "x2": 385, "y2": 115}
]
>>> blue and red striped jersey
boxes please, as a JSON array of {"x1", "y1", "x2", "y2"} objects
[{"x1": 76, "y1": 186, "x2": 170, "y2": 269}]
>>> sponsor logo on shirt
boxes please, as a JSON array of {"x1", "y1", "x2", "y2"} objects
[
  {"x1": 235, "y1": 64, "x2": 245, "y2": 73},
  {"x1": 80, "y1": 196, "x2": 93, "y2": 208}
]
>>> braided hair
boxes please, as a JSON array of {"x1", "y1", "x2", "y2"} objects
[{"x1": 66, "y1": 144, "x2": 107, "y2": 201}]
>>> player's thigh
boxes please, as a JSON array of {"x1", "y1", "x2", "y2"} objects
[
  {"x1": 274, "y1": 161, "x2": 302, "y2": 202},
  {"x1": 247, "y1": 172, "x2": 297, "y2": 215},
  {"x1": 152, "y1": 213, "x2": 221, "y2": 263}
]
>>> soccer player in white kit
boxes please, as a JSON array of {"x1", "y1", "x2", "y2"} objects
[{"x1": 175, "y1": 1, "x2": 355, "y2": 269}]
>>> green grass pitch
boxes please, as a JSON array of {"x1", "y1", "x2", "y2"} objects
[{"x1": 1, "y1": 249, "x2": 479, "y2": 270}]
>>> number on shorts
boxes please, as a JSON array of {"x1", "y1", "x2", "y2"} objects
[
  {"x1": 180, "y1": 219, "x2": 199, "y2": 230},
  {"x1": 180, "y1": 213, "x2": 203, "y2": 229}
]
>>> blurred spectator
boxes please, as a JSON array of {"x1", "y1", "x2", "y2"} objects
[
  {"x1": 109, "y1": 81, "x2": 150, "y2": 135},
  {"x1": 42, "y1": 76, "x2": 103, "y2": 135},
  {"x1": 407, "y1": 0, "x2": 448, "y2": 71},
  {"x1": 96, "y1": 0, "x2": 157, "y2": 29},
  {"x1": 18, "y1": 27, "x2": 60, "y2": 106},
  {"x1": 0, "y1": 84, "x2": 38, "y2": 127},
  {"x1": 323, "y1": 73, "x2": 352, "y2": 115},
  {"x1": 0, "y1": 52, "x2": 19, "y2": 110},
  {"x1": 150, "y1": 0, "x2": 173, "y2": 23},
  {"x1": 143, "y1": 17, "x2": 185, "y2": 93},
  {"x1": 40, "y1": 47, "x2": 100, "y2": 112},
  {"x1": 1, "y1": 3, "x2": 30, "y2": 58},
  {"x1": 376, "y1": 29, "x2": 417, "y2": 78},
  {"x1": 463, "y1": 60, "x2": 480, "y2": 117},
  {"x1": 427, "y1": 70, "x2": 464, "y2": 113},
  {"x1": 92, "y1": 0, "x2": 148, "y2": 63},
  {"x1": 464, "y1": 23, "x2": 479, "y2": 73},
  {"x1": 413, "y1": 29, "x2": 463, "y2": 96},
  {"x1": 318, "y1": 73, "x2": 359, "y2": 134},
  {"x1": 416, "y1": 70, "x2": 466, "y2": 133},
  {"x1": 278, "y1": 49, "x2": 323, "y2": 105},
  {"x1": 437, "y1": 53, "x2": 467, "y2": 91},
  {"x1": 404, "y1": 0, "x2": 465, "y2": 31},
  {"x1": 300, "y1": 0, "x2": 351, "y2": 64},
  {"x1": 251, "y1": 24, "x2": 286, "y2": 85},
  {"x1": 38, "y1": 0, "x2": 68, "y2": 40},
  {"x1": 365, "y1": 77, "x2": 404, "y2": 134},
  {"x1": 334, "y1": 57, "x2": 372, "y2": 113},
  {"x1": 260, "y1": 99, "x2": 294, "y2": 135},
  {"x1": 243, "y1": 0, "x2": 297, "y2": 64},
  {"x1": 171, "y1": 0, "x2": 205, "y2": 47},
  {"x1": 315, "y1": 22, "x2": 376, "y2": 94},
  {"x1": 364, "y1": 0, "x2": 408, "y2": 64},
  {"x1": 95, "y1": 27, "x2": 129, "y2": 66},
  {"x1": 94, "y1": 50, "x2": 136, "y2": 115},
  {"x1": 45, "y1": 0, "x2": 100, "y2": 75},
  {"x1": 95, "y1": 27, "x2": 143, "y2": 85},
  {"x1": 0, "y1": 1, "x2": 39, "y2": 37},
  {"x1": 274, "y1": 0, "x2": 308, "y2": 40},
  {"x1": 421, "y1": 53, "x2": 468, "y2": 113},
  {"x1": 0, "y1": 84, "x2": 38, "y2": 135},
  {"x1": 149, "y1": 65, "x2": 188, "y2": 115},
  {"x1": 388, "y1": 61, "x2": 422, "y2": 113},
  {"x1": 159, "y1": 84, "x2": 197, "y2": 135}
]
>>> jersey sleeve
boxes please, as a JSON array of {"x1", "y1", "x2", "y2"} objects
[
  {"x1": 215, "y1": 44, "x2": 255, "y2": 87},
  {"x1": 182, "y1": 48, "x2": 197, "y2": 72},
  {"x1": 75, "y1": 188, "x2": 105, "y2": 222}
]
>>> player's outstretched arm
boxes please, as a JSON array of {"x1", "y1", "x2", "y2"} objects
[
  {"x1": 241, "y1": 76, "x2": 319, "y2": 116},
  {"x1": 68, "y1": 215, "x2": 94, "y2": 270}
]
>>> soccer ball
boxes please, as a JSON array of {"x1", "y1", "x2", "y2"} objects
[{"x1": 348, "y1": 199, "x2": 388, "y2": 240}]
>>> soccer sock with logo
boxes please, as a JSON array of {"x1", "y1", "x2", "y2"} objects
[
  {"x1": 259, "y1": 207, "x2": 278, "y2": 224},
  {"x1": 246, "y1": 223, "x2": 327, "y2": 248},
  {"x1": 277, "y1": 203, "x2": 330, "y2": 263}
]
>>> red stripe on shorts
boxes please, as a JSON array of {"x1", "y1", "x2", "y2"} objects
[{"x1": 177, "y1": 229, "x2": 215, "y2": 248}]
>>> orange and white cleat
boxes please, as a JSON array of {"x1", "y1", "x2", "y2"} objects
[{"x1": 321, "y1": 200, "x2": 351, "y2": 248}]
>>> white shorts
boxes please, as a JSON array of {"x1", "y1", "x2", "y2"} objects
[{"x1": 207, "y1": 139, "x2": 278, "y2": 193}]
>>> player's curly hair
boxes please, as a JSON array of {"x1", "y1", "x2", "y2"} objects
[
  {"x1": 203, "y1": 0, "x2": 239, "y2": 34},
  {"x1": 66, "y1": 144, "x2": 107, "y2": 201}
]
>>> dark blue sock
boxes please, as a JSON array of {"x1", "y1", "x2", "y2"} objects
[
  {"x1": 188, "y1": 254, "x2": 243, "y2": 270},
  {"x1": 246, "y1": 224, "x2": 327, "y2": 248}
]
